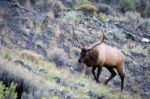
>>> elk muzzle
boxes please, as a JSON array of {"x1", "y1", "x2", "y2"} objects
[{"x1": 78, "y1": 59, "x2": 81, "y2": 63}]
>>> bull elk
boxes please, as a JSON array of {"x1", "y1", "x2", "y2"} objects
[{"x1": 72, "y1": 25, "x2": 125, "y2": 91}]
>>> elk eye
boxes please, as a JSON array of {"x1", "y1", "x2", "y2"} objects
[{"x1": 82, "y1": 52, "x2": 87, "y2": 56}]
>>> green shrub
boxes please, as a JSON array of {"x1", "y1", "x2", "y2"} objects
[
  {"x1": 142, "y1": 6, "x2": 150, "y2": 18},
  {"x1": 120, "y1": 0, "x2": 136, "y2": 11},
  {"x1": 96, "y1": 3, "x2": 112, "y2": 15},
  {"x1": 98, "y1": 12, "x2": 109, "y2": 22},
  {"x1": 113, "y1": 30, "x2": 126, "y2": 43},
  {"x1": 34, "y1": 0, "x2": 52, "y2": 6},
  {"x1": 125, "y1": 11, "x2": 141, "y2": 28},
  {"x1": 0, "y1": 82, "x2": 17, "y2": 99}
]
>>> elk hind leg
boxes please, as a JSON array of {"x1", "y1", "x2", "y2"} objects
[
  {"x1": 104, "y1": 67, "x2": 116, "y2": 85},
  {"x1": 116, "y1": 66, "x2": 125, "y2": 91}
]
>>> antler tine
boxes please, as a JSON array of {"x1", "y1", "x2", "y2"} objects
[
  {"x1": 88, "y1": 29, "x2": 105, "y2": 51},
  {"x1": 71, "y1": 25, "x2": 83, "y2": 49}
]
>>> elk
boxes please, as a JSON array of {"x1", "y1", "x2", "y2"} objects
[{"x1": 72, "y1": 25, "x2": 125, "y2": 91}]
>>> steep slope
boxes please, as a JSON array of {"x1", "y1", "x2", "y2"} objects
[{"x1": 0, "y1": 0, "x2": 149, "y2": 99}]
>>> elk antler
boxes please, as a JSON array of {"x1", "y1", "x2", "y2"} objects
[
  {"x1": 71, "y1": 25, "x2": 83, "y2": 49},
  {"x1": 88, "y1": 31, "x2": 105, "y2": 50}
]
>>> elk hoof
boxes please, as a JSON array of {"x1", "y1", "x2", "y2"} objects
[
  {"x1": 96, "y1": 80, "x2": 100, "y2": 83},
  {"x1": 104, "y1": 81, "x2": 108, "y2": 85}
]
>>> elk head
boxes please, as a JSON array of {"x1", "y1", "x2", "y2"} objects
[{"x1": 71, "y1": 25, "x2": 105, "y2": 65}]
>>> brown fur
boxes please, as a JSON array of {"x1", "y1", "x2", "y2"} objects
[
  {"x1": 78, "y1": 43, "x2": 125, "y2": 91},
  {"x1": 71, "y1": 24, "x2": 125, "y2": 91}
]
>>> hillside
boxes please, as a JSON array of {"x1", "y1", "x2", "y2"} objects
[{"x1": 0, "y1": 0, "x2": 149, "y2": 99}]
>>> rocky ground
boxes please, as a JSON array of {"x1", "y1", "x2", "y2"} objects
[{"x1": 0, "y1": 0, "x2": 149, "y2": 99}]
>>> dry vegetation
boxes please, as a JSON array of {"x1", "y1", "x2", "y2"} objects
[
  {"x1": 0, "y1": 49, "x2": 140, "y2": 99},
  {"x1": 18, "y1": 50, "x2": 43, "y2": 62},
  {"x1": 0, "y1": 0, "x2": 149, "y2": 98}
]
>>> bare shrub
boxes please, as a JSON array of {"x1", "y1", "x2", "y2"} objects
[
  {"x1": 54, "y1": 25, "x2": 61, "y2": 38},
  {"x1": 46, "y1": 11, "x2": 54, "y2": 19},
  {"x1": 50, "y1": 0, "x2": 66, "y2": 17},
  {"x1": 69, "y1": 47, "x2": 80, "y2": 58},
  {"x1": 47, "y1": 48, "x2": 68, "y2": 67}
]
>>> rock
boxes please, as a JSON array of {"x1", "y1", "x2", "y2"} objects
[
  {"x1": 138, "y1": 21, "x2": 150, "y2": 33},
  {"x1": 141, "y1": 38, "x2": 150, "y2": 43},
  {"x1": 87, "y1": 90, "x2": 94, "y2": 97},
  {"x1": 53, "y1": 90, "x2": 72, "y2": 99},
  {"x1": 0, "y1": 36, "x2": 4, "y2": 45},
  {"x1": 97, "y1": 3, "x2": 112, "y2": 15},
  {"x1": 53, "y1": 76, "x2": 67, "y2": 86},
  {"x1": 141, "y1": 92, "x2": 150, "y2": 99},
  {"x1": 71, "y1": 83, "x2": 85, "y2": 89},
  {"x1": 70, "y1": 84, "x2": 78, "y2": 90},
  {"x1": 113, "y1": 80, "x2": 120, "y2": 87},
  {"x1": 14, "y1": 60, "x2": 32, "y2": 71},
  {"x1": 131, "y1": 52, "x2": 146, "y2": 58},
  {"x1": 38, "y1": 68, "x2": 47, "y2": 74},
  {"x1": 125, "y1": 33, "x2": 135, "y2": 40},
  {"x1": 143, "y1": 82, "x2": 150, "y2": 91},
  {"x1": 97, "y1": 96, "x2": 105, "y2": 99},
  {"x1": 61, "y1": 0, "x2": 74, "y2": 8}
]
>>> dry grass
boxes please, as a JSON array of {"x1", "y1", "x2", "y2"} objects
[
  {"x1": 78, "y1": 4, "x2": 97, "y2": 16},
  {"x1": 18, "y1": 50, "x2": 43, "y2": 62},
  {"x1": 26, "y1": 19, "x2": 42, "y2": 34},
  {"x1": 48, "y1": 38, "x2": 58, "y2": 50},
  {"x1": 73, "y1": 1, "x2": 97, "y2": 16},
  {"x1": 54, "y1": 25, "x2": 61, "y2": 38},
  {"x1": 0, "y1": 49, "x2": 140, "y2": 99},
  {"x1": 26, "y1": 19, "x2": 34, "y2": 28},
  {"x1": 111, "y1": 15, "x2": 129, "y2": 23},
  {"x1": 46, "y1": 11, "x2": 54, "y2": 19}
]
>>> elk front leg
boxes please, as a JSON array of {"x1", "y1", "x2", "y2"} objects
[
  {"x1": 96, "y1": 67, "x2": 102, "y2": 83},
  {"x1": 92, "y1": 66, "x2": 97, "y2": 82},
  {"x1": 92, "y1": 66, "x2": 101, "y2": 83}
]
